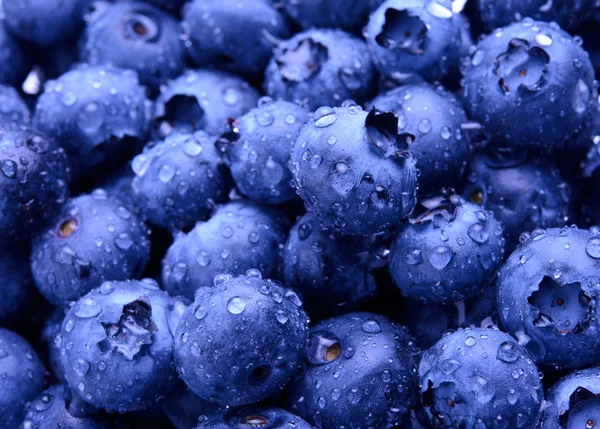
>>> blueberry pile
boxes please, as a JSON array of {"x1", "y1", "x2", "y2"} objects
[{"x1": 1, "y1": 1, "x2": 600, "y2": 428}]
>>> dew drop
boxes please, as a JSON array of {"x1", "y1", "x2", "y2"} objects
[{"x1": 227, "y1": 297, "x2": 246, "y2": 314}]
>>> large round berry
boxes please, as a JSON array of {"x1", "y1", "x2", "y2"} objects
[
  {"x1": 0, "y1": 123, "x2": 70, "y2": 244},
  {"x1": 368, "y1": 82, "x2": 471, "y2": 194},
  {"x1": 419, "y1": 327, "x2": 543, "y2": 429},
  {"x1": 497, "y1": 226, "x2": 600, "y2": 370},
  {"x1": 153, "y1": 69, "x2": 260, "y2": 139},
  {"x1": 162, "y1": 200, "x2": 289, "y2": 299},
  {"x1": 365, "y1": 0, "x2": 462, "y2": 82},
  {"x1": 31, "y1": 190, "x2": 150, "y2": 306},
  {"x1": 461, "y1": 19, "x2": 595, "y2": 150},
  {"x1": 289, "y1": 104, "x2": 418, "y2": 235},
  {"x1": 195, "y1": 406, "x2": 315, "y2": 429},
  {"x1": 58, "y1": 279, "x2": 184, "y2": 412},
  {"x1": 3, "y1": 0, "x2": 87, "y2": 46},
  {"x1": 131, "y1": 132, "x2": 231, "y2": 231},
  {"x1": 183, "y1": 0, "x2": 290, "y2": 77},
  {"x1": 264, "y1": 29, "x2": 377, "y2": 111},
  {"x1": 32, "y1": 65, "x2": 151, "y2": 178},
  {"x1": 80, "y1": 1, "x2": 186, "y2": 91},
  {"x1": 174, "y1": 273, "x2": 309, "y2": 406},
  {"x1": 541, "y1": 366, "x2": 600, "y2": 429},
  {"x1": 389, "y1": 195, "x2": 506, "y2": 304},
  {"x1": 0, "y1": 328, "x2": 45, "y2": 427},
  {"x1": 21, "y1": 385, "x2": 116, "y2": 429},
  {"x1": 286, "y1": 312, "x2": 419, "y2": 429},
  {"x1": 283, "y1": 212, "x2": 377, "y2": 319},
  {"x1": 224, "y1": 98, "x2": 309, "y2": 205}
]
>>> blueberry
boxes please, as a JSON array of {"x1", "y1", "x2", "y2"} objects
[
  {"x1": 80, "y1": 1, "x2": 186, "y2": 92},
  {"x1": 541, "y1": 366, "x2": 600, "y2": 429},
  {"x1": 279, "y1": 0, "x2": 383, "y2": 31},
  {"x1": 0, "y1": 328, "x2": 45, "y2": 428},
  {"x1": 3, "y1": 0, "x2": 88, "y2": 46},
  {"x1": 183, "y1": 0, "x2": 290, "y2": 77},
  {"x1": 153, "y1": 69, "x2": 260, "y2": 139},
  {"x1": 0, "y1": 123, "x2": 70, "y2": 244},
  {"x1": 478, "y1": 0, "x2": 597, "y2": 31},
  {"x1": 131, "y1": 131, "x2": 231, "y2": 231},
  {"x1": 0, "y1": 22, "x2": 31, "y2": 87},
  {"x1": 283, "y1": 212, "x2": 377, "y2": 319},
  {"x1": 461, "y1": 19, "x2": 595, "y2": 150},
  {"x1": 162, "y1": 384, "x2": 224, "y2": 429},
  {"x1": 162, "y1": 200, "x2": 289, "y2": 299},
  {"x1": 0, "y1": 247, "x2": 36, "y2": 328},
  {"x1": 223, "y1": 98, "x2": 308, "y2": 205},
  {"x1": 174, "y1": 273, "x2": 309, "y2": 406},
  {"x1": 195, "y1": 406, "x2": 315, "y2": 429},
  {"x1": 289, "y1": 104, "x2": 418, "y2": 235},
  {"x1": 368, "y1": 82, "x2": 471, "y2": 194},
  {"x1": 462, "y1": 149, "x2": 573, "y2": 244},
  {"x1": 365, "y1": 0, "x2": 462, "y2": 82},
  {"x1": 389, "y1": 194, "x2": 506, "y2": 304},
  {"x1": 0, "y1": 84, "x2": 30, "y2": 123},
  {"x1": 286, "y1": 312, "x2": 419, "y2": 428},
  {"x1": 264, "y1": 29, "x2": 377, "y2": 111},
  {"x1": 20, "y1": 385, "x2": 115, "y2": 429},
  {"x1": 32, "y1": 65, "x2": 151, "y2": 179},
  {"x1": 31, "y1": 190, "x2": 150, "y2": 306},
  {"x1": 419, "y1": 326, "x2": 543, "y2": 429},
  {"x1": 497, "y1": 226, "x2": 600, "y2": 370},
  {"x1": 59, "y1": 279, "x2": 184, "y2": 412}
]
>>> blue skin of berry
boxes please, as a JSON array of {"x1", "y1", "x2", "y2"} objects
[
  {"x1": 0, "y1": 328, "x2": 45, "y2": 428},
  {"x1": 183, "y1": 0, "x2": 290, "y2": 77},
  {"x1": 368, "y1": 82, "x2": 471, "y2": 195},
  {"x1": 462, "y1": 150, "x2": 573, "y2": 245},
  {"x1": 163, "y1": 384, "x2": 225, "y2": 429},
  {"x1": 289, "y1": 105, "x2": 418, "y2": 236},
  {"x1": 59, "y1": 279, "x2": 185, "y2": 412},
  {"x1": 264, "y1": 29, "x2": 377, "y2": 111},
  {"x1": 31, "y1": 190, "x2": 150, "y2": 306},
  {"x1": 497, "y1": 227, "x2": 600, "y2": 370},
  {"x1": 174, "y1": 274, "x2": 309, "y2": 406},
  {"x1": 283, "y1": 212, "x2": 377, "y2": 320},
  {"x1": 285, "y1": 312, "x2": 419, "y2": 429},
  {"x1": 279, "y1": 0, "x2": 383, "y2": 32},
  {"x1": 461, "y1": 19, "x2": 595, "y2": 150},
  {"x1": 32, "y1": 65, "x2": 152, "y2": 179},
  {"x1": 21, "y1": 385, "x2": 115, "y2": 429},
  {"x1": 365, "y1": 0, "x2": 462, "y2": 82},
  {"x1": 0, "y1": 123, "x2": 70, "y2": 244},
  {"x1": 419, "y1": 327, "x2": 543, "y2": 429},
  {"x1": 131, "y1": 132, "x2": 231, "y2": 231},
  {"x1": 0, "y1": 84, "x2": 30, "y2": 123},
  {"x1": 195, "y1": 406, "x2": 316, "y2": 429},
  {"x1": 478, "y1": 0, "x2": 597, "y2": 31},
  {"x1": 0, "y1": 22, "x2": 31, "y2": 87},
  {"x1": 390, "y1": 195, "x2": 506, "y2": 304},
  {"x1": 80, "y1": 1, "x2": 186, "y2": 92},
  {"x1": 541, "y1": 366, "x2": 600, "y2": 429},
  {"x1": 153, "y1": 69, "x2": 260, "y2": 139},
  {"x1": 3, "y1": 0, "x2": 88, "y2": 46},
  {"x1": 41, "y1": 308, "x2": 66, "y2": 384},
  {"x1": 162, "y1": 200, "x2": 289, "y2": 299},
  {"x1": 0, "y1": 247, "x2": 35, "y2": 328},
  {"x1": 226, "y1": 99, "x2": 308, "y2": 205}
]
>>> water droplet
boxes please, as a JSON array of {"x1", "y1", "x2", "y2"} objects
[
  {"x1": 73, "y1": 298, "x2": 102, "y2": 318},
  {"x1": 330, "y1": 162, "x2": 354, "y2": 195},
  {"x1": 327, "y1": 136, "x2": 337, "y2": 145},
  {"x1": 314, "y1": 106, "x2": 337, "y2": 127},
  {"x1": 77, "y1": 102, "x2": 104, "y2": 134},
  {"x1": 61, "y1": 92, "x2": 77, "y2": 106},
  {"x1": 496, "y1": 341, "x2": 519, "y2": 363},
  {"x1": 309, "y1": 154, "x2": 322, "y2": 169},
  {"x1": 222, "y1": 87, "x2": 239, "y2": 106},
  {"x1": 331, "y1": 388, "x2": 341, "y2": 401},
  {"x1": 573, "y1": 79, "x2": 591, "y2": 114},
  {"x1": 276, "y1": 310, "x2": 289, "y2": 324},
  {"x1": 196, "y1": 251, "x2": 211, "y2": 266},
  {"x1": 468, "y1": 223, "x2": 489, "y2": 244},
  {"x1": 404, "y1": 249, "x2": 424, "y2": 266},
  {"x1": 347, "y1": 388, "x2": 361, "y2": 404},
  {"x1": 465, "y1": 336, "x2": 477, "y2": 346},
  {"x1": 418, "y1": 118, "x2": 432, "y2": 134},
  {"x1": 361, "y1": 319, "x2": 382, "y2": 333},
  {"x1": 171, "y1": 263, "x2": 187, "y2": 281},
  {"x1": 426, "y1": 0, "x2": 453, "y2": 18},
  {"x1": 586, "y1": 237, "x2": 600, "y2": 259},
  {"x1": 284, "y1": 114, "x2": 296, "y2": 125},
  {"x1": 0, "y1": 159, "x2": 17, "y2": 179},
  {"x1": 194, "y1": 305, "x2": 208, "y2": 320},
  {"x1": 132, "y1": 154, "x2": 151, "y2": 177},
  {"x1": 115, "y1": 233, "x2": 133, "y2": 250},
  {"x1": 227, "y1": 297, "x2": 246, "y2": 314},
  {"x1": 440, "y1": 358, "x2": 462, "y2": 374},
  {"x1": 72, "y1": 359, "x2": 90, "y2": 376},
  {"x1": 182, "y1": 139, "x2": 203, "y2": 156},
  {"x1": 222, "y1": 226, "x2": 234, "y2": 238},
  {"x1": 471, "y1": 50, "x2": 485, "y2": 66},
  {"x1": 257, "y1": 112, "x2": 274, "y2": 126},
  {"x1": 429, "y1": 246, "x2": 452, "y2": 269},
  {"x1": 534, "y1": 33, "x2": 552, "y2": 46},
  {"x1": 158, "y1": 164, "x2": 175, "y2": 182},
  {"x1": 440, "y1": 127, "x2": 452, "y2": 140}
]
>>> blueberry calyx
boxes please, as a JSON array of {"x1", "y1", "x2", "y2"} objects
[
  {"x1": 365, "y1": 108, "x2": 414, "y2": 159},
  {"x1": 375, "y1": 8, "x2": 427, "y2": 55},
  {"x1": 154, "y1": 95, "x2": 205, "y2": 139},
  {"x1": 243, "y1": 414, "x2": 269, "y2": 426},
  {"x1": 414, "y1": 196, "x2": 459, "y2": 225},
  {"x1": 494, "y1": 38, "x2": 550, "y2": 94},
  {"x1": 123, "y1": 11, "x2": 160, "y2": 42},
  {"x1": 98, "y1": 296, "x2": 158, "y2": 360},
  {"x1": 276, "y1": 38, "x2": 328, "y2": 83},
  {"x1": 215, "y1": 118, "x2": 241, "y2": 153}
]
